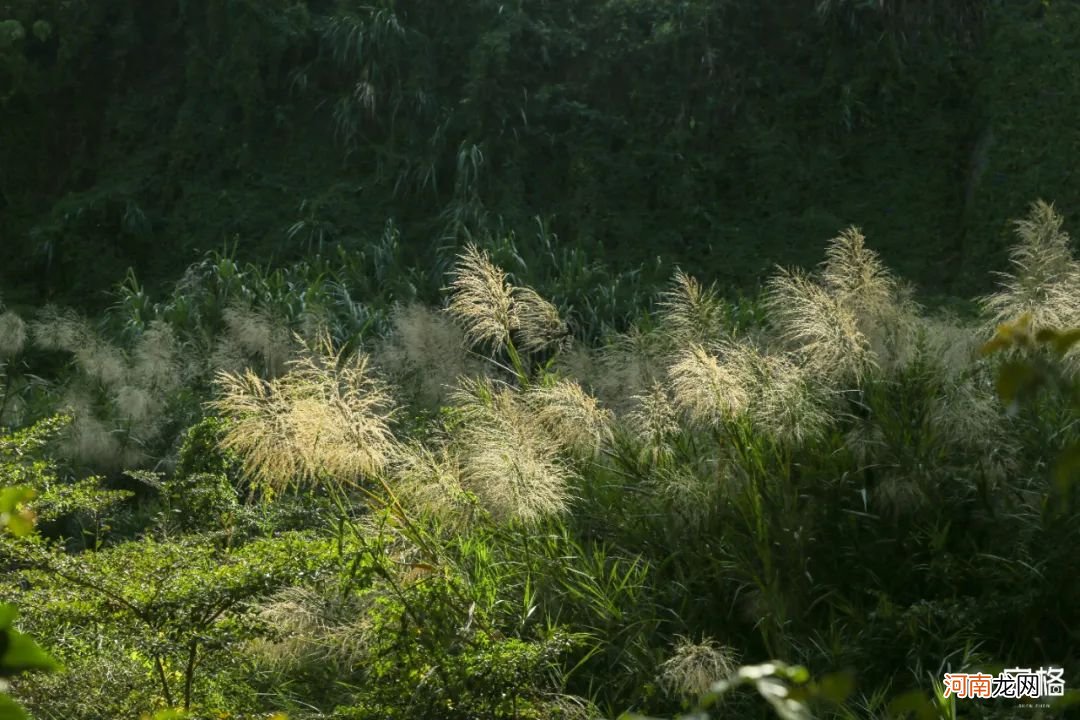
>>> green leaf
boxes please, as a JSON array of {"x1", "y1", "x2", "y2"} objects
[
  {"x1": 0, "y1": 605, "x2": 60, "y2": 676},
  {"x1": 815, "y1": 671, "x2": 856, "y2": 704},
  {"x1": 1054, "y1": 442, "x2": 1080, "y2": 500},
  {"x1": 0, "y1": 487, "x2": 36, "y2": 537},
  {"x1": 0, "y1": 693, "x2": 30, "y2": 720},
  {"x1": 995, "y1": 360, "x2": 1043, "y2": 407}
]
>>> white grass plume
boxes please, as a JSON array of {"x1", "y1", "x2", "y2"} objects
[
  {"x1": 766, "y1": 227, "x2": 922, "y2": 385},
  {"x1": 375, "y1": 302, "x2": 478, "y2": 408},
  {"x1": 658, "y1": 269, "x2": 728, "y2": 344},
  {"x1": 131, "y1": 321, "x2": 186, "y2": 393},
  {"x1": 446, "y1": 243, "x2": 568, "y2": 355},
  {"x1": 222, "y1": 304, "x2": 294, "y2": 377},
  {"x1": 391, "y1": 441, "x2": 476, "y2": 529},
  {"x1": 526, "y1": 378, "x2": 613, "y2": 457},
  {"x1": 981, "y1": 201, "x2": 1080, "y2": 352},
  {"x1": 446, "y1": 243, "x2": 517, "y2": 352},
  {"x1": 211, "y1": 333, "x2": 397, "y2": 492},
  {"x1": 767, "y1": 266, "x2": 872, "y2": 386},
  {"x1": 0, "y1": 311, "x2": 27, "y2": 358},
  {"x1": 594, "y1": 326, "x2": 670, "y2": 410},
  {"x1": 513, "y1": 286, "x2": 568, "y2": 353},
  {"x1": 625, "y1": 382, "x2": 680, "y2": 464},
  {"x1": 668, "y1": 342, "x2": 750, "y2": 426},
  {"x1": 450, "y1": 376, "x2": 571, "y2": 525}
]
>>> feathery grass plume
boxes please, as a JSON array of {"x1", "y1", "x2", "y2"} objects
[
  {"x1": 113, "y1": 384, "x2": 159, "y2": 427},
  {"x1": 450, "y1": 376, "x2": 571, "y2": 524},
  {"x1": 982, "y1": 200, "x2": 1080, "y2": 330},
  {"x1": 131, "y1": 321, "x2": 185, "y2": 394},
  {"x1": 658, "y1": 269, "x2": 728, "y2": 344},
  {"x1": 513, "y1": 285, "x2": 568, "y2": 353},
  {"x1": 76, "y1": 337, "x2": 128, "y2": 389},
  {"x1": 32, "y1": 307, "x2": 128, "y2": 387},
  {"x1": 651, "y1": 466, "x2": 720, "y2": 528},
  {"x1": 55, "y1": 391, "x2": 149, "y2": 469},
  {"x1": 658, "y1": 636, "x2": 739, "y2": 700},
  {"x1": 253, "y1": 585, "x2": 377, "y2": 672},
  {"x1": 391, "y1": 440, "x2": 477, "y2": 529},
  {"x1": 212, "y1": 333, "x2": 397, "y2": 492},
  {"x1": 766, "y1": 266, "x2": 872, "y2": 385},
  {"x1": 871, "y1": 473, "x2": 931, "y2": 517},
  {"x1": 750, "y1": 353, "x2": 834, "y2": 448},
  {"x1": 286, "y1": 333, "x2": 398, "y2": 483},
  {"x1": 222, "y1": 304, "x2": 294, "y2": 377},
  {"x1": 526, "y1": 379, "x2": 613, "y2": 457},
  {"x1": 209, "y1": 334, "x2": 250, "y2": 375},
  {"x1": 595, "y1": 326, "x2": 670, "y2": 410},
  {"x1": 912, "y1": 314, "x2": 980, "y2": 379},
  {"x1": 375, "y1": 302, "x2": 477, "y2": 407},
  {"x1": 625, "y1": 382, "x2": 680, "y2": 464},
  {"x1": 821, "y1": 227, "x2": 894, "y2": 311},
  {"x1": 553, "y1": 340, "x2": 598, "y2": 388},
  {"x1": 929, "y1": 374, "x2": 1013, "y2": 463},
  {"x1": 211, "y1": 368, "x2": 302, "y2": 492},
  {"x1": 29, "y1": 305, "x2": 87, "y2": 352},
  {"x1": 446, "y1": 243, "x2": 517, "y2": 352},
  {"x1": 0, "y1": 311, "x2": 27, "y2": 358},
  {"x1": 668, "y1": 342, "x2": 751, "y2": 426}
]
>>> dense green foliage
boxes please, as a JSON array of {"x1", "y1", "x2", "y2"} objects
[
  {"x1": 2, "y1": 0, "x2": 1080, "y2": 309},
  {"x1": 2, "y1": 200, "x2": 1080, "y2": 718},
  {"x1": 3, "y1": 1, "x2": 1080, "y2": 719}
]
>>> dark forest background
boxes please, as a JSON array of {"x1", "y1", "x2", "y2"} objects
[{"x1": 1, "y1": 0, "x2": 1077, "y2": 308}]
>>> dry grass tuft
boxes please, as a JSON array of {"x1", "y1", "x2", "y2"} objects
[{"x1": 658, "y1": 636, "x2": 739, "y2": 700}]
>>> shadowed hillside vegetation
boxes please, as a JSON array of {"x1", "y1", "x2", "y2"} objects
[
  {"x1": 0, "y1": 201, "x2": 1077, "y2": 718},
  {"x1": 2, "y1": 0, "x2": 1080, "y2": 309}
]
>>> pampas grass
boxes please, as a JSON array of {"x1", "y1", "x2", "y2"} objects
[
  {"x1": 375, "y1": 302, "x2": 478, "y2": 408},
  {"x1": 449, "y1": 376, "x2": 572, "y2": 525},
  {"x1": 668, "y1": 342, "x2": 751, "y2": 426},
  {"x1": 0, "y1": 311, "x2": 27, "y2": 358},
  {"x1": 658, "y1": 270, "x2": 728, "y2": 345},
  {"x1": 447, "y1": 244, "x2": 518, "y2": 352},
  {"x1": 982, "y1": 200, "x2": 1080, "y2": 331},
  {"x1": 391, "y1": 440, "x2": 476, "y2": 529},
  {"x1": 220, "y1": 304, "x2": 294, "y2": 377},
  {"x1": 446, "y1": 243, "x2": 568, "y2": 357},
  {"x1": 526, "y1": 379, "x2": 613, "y2": 458},
  {"x1": 211, "y1": 333, "x2": 397, "y2": 493}
]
